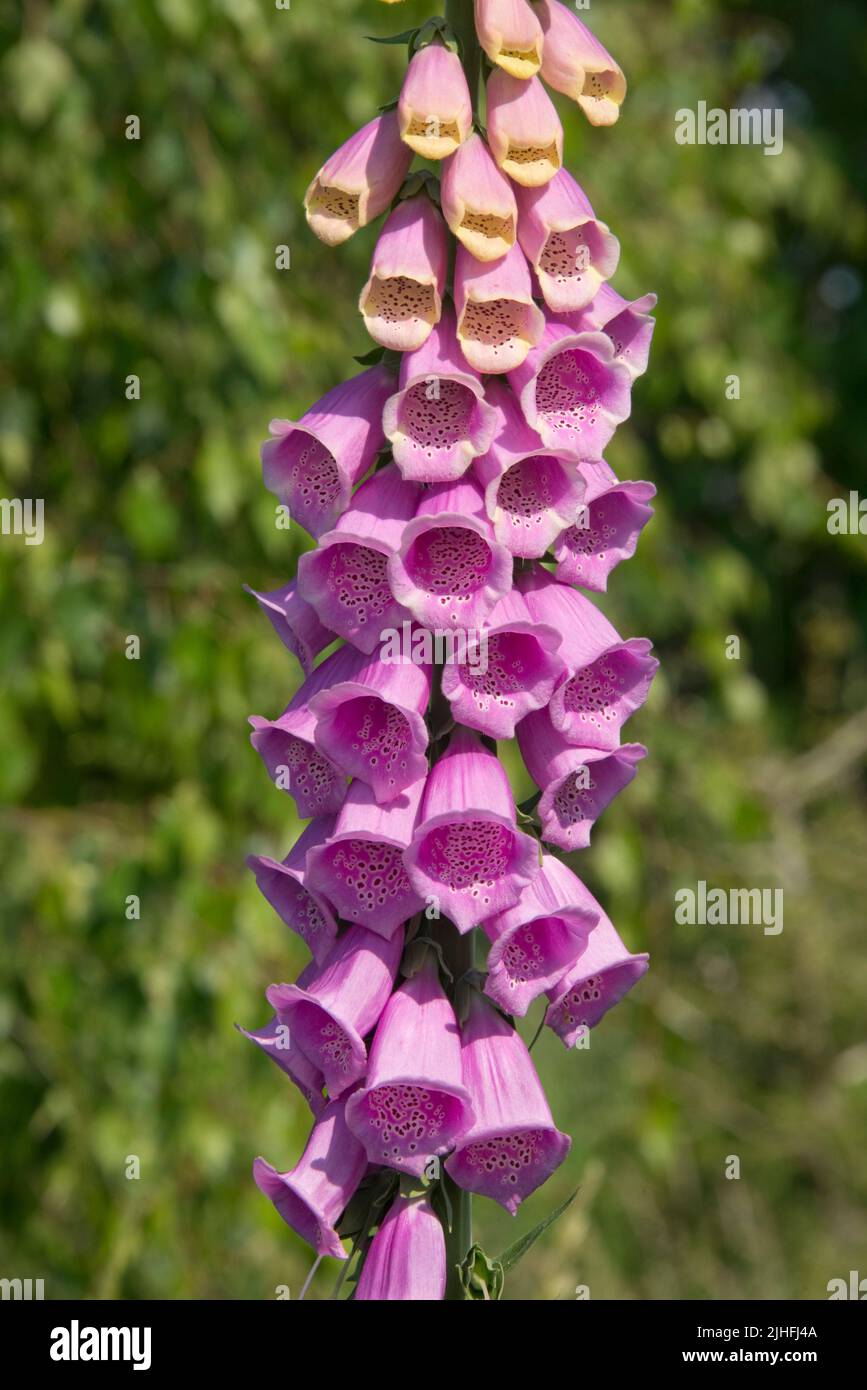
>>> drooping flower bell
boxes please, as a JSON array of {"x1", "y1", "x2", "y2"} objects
[
  {"x1": 355, "y1": 1193, "x2": 446, "y2": 1300},
  {"x1": 544, "y1": 879, "x2": 649, "y2": 1044},
  {"x1": 304, "y1": 111, "x2": 413, "y2": 246},
  {"x1": 454, "y1": 242, "x2": 545, "y2": 375},
  {"x1": 243, "y1": 579, "x2": 333, "y2": 677},
  {"x1": 261, "y1": 365, "x2": 393, "y2": 540},
  {"x1": 246, "y1": 816, "x2": 339, "y2": 963},
  {"x1": 486, "y1": 70, "x2": 563, "y2": 187},
  {"x1": 358, "y1": 195, "x2": 448, "y2": 351},
  {"x1": 552, "y1": 459, "x2": 656, "y2": 593},
  {"x1": 441, "y1": 132, "x2": 518, "y2": 262},
  {"x1": 562, "y1": 285, "x2": 657, "y2": 380},
  {"x1": 508, "y1": 318, "x2": 632, "y2": 456},
  {"x1": 398, "y1": 41, "x2": 473, "y2": 160},
  {"x1": 474, "y1": 0, "x2": 544, "y2": 79},
  {"x1": 533, "y1": 0, "x2": 627, "y2": 128},
  {"x1": 238, "y1": 964, "x2": 327, "y2": 1117},
  {"x1": 446, "y1": 989, "x2": 570, "y2": 1214},
  {"x1": 516, "y1": 170, "x2": 620, "y2": 314},
  {"x1": 404, "y1": 727, "x2": 540, "y2": 932},
  {"x1": 346, "y1": 952, "x2": 474, "y2": 1174}
]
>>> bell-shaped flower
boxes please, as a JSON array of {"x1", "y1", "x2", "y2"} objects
[
  {"x1": 472, "y1": 379, "x2": 585, "y2": 558},
  {"x1": 508, "y1": 318, "x2": 632, "y2": 455},
  {"x1": 355, "y1": 1193, "x2": 446, "y2": 1300},
  {"x1": 441, "y1": 586, "x2": 564, "y2": 739},
  {"x1": 246, "y1": 816, "x2": 339, "y2": 963},
  {"x1": 534, "y1": 0, "x2": 626, "y2": 127},
  {"x1": 237, "y1": 966, "x2": 326, "y2": 1116},
  {"x1": 398, "y1": 42, "x2": 473, "y2": 160},
  {"x1": 474, "y1": 0, "x2": 544, "y2": 79},
  {"x1": 248, "y1": 646, "x2": 363, "y2": 819},
  {"x1": 305, "y1": 777, "x2": 426, "y2": 937},
  {"x1": 404, "y1": 727, "x2": 540, "y2": 932},
  {"x1": 454, "y1": 242, "x2": 545, "y2": 375},
  {"x1": 545, "y1": 887, "x2": 649, "y2": 1043},
  {"x1": 308, "y1": 643, "x2": 432, "y2": 803},
  {"x1": 446, "y1": 990, "x2": 570, "y2": 1213},
  {"x1": 262, "y1": 365, "x2": 393, "y2": 540},
  {"x1": 388, "y1": 476, "x2": 514, "y2": 630},
  {"x1": 518, "y1": 563, "x2": 658, "y2": 749},
  {"x1": 553, "y1": 459, "x2": 656, "y2": 592},
  {"x1": 383, "y1": 306, "x2": 499, "y2": 483},
  {"x1": 441, "y1": 132, "x2": 518, "y2": 262},
  {"x1": 482, "y1": 853, "x2": 599, "y2": 1015},
  {"x1": 297, "y1": 465, "x2": 420, "y2": 653},
  {"x1": 358, "y1": 196, "x2": 448, "y2": 351},
  {"x1": 267, "y1": 923, "x2": 405, "y2": 1098},
  {"x1": 304, "y1": 111, "x2": 413, "y2": 246},
  {"x1": 517, "y1": 709, "x2": 646, "y2": 850},
  {"x1": 243, "y1": 579, "x2": 334, "y2": 677},
  {"x1": 346, "y1": 953, "x2": 474, "y2": 1174},
  {"x1": 562, "y1": 285, "x2": 657, "y2": 380},
  {"x1": 253, "y1": 1096, "x2": 367, "y2": 1259},
  {"x1": 486, "y1": 70, "x2": 563, "y2": 188},
  {"x1": 516, "y1": 170, "x2": 620, "y2": 314}
]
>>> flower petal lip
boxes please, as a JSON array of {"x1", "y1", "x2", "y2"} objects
[
  {"x1": 516, "y1": 170, "x2": 621, "y2": 314},
  {"x1": 261, "y1": 364, "x2": 394, "y2": 540},
  {"x1": 398, "y1": 42, "x2": 473, "y2": 160},
  {"x1": 355, "y1": 1193, "x2": 446, "y2": 1301},
  {"x1": 304, "y1": 111, "x2": 413, "y2": 246},
  {"x1": 305, "y1": 778, "x2": 426, "y2": 936},
  {"x1": 474, "y1": 0, "x2": 544, "y2": 80},
  {"x1": 387, "y1": 477, "x2": 514, "y2": 629},
  {"x1": 518, "y1": 710, "x2": 647, "y2": 850},
  {"x1": 534, "y1": 0, "x2": 627, "y2": 127},
  {"x1": 482, "y1": 852, "x2": 599, "y2": 1015},
  {"x1": 441, "y1": 132, "x2": 518, "y2": 261},
  {"x1": 486, "y1": 70, "x2": 563, "y2": 188},
  {"x1": 553, "y1": 458, "x2": 656, "y2": 592},
  {"x1": 383, "y1": 306, "x2": 499, "y2": 482},
  {"x1": 454, "y1": 242, "x2": 545, "y2": 375},
  {"x1": 253, "y1": 1096, "x2": 367, "y2": 1259},
  {"x1": 246, "y1": 815, "x2": 339, "y2": 963},
  {"x1": 345, "y1": 955, "x2": 475, "y2": 1175},
  {"x1": 545, "y1": 893, "x2": 649, "y2": 1043},
  {"x1": 358, "y1": 196, "x2": 448, "y2": 352},
  {"x1": 237, "y1": 978, "x2": 327, "y2": 1118},
  {"x1": 296, "y1": 464, "x2": 420, "y2": 653},
  {"x1": 563, "y1": 284, "x2": 657, "y2": 379},
  {"x1": 243, "y1": 579, "x2": 334, "y2": 676},
  {"x1": 508, "y1": 320, "x2": 633, "y2": 455}
]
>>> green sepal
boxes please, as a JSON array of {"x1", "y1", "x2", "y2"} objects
[{"x1": 458, "y1": 1243, "x2": 505, "y2": 1300}]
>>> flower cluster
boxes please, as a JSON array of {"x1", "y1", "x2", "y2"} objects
[{"x1": 244, "y1": 0, "x2": 656, "y2": 1301}]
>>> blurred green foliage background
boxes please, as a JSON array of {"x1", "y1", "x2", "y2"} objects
[{"x1": 1, "y1": 0, "x2": 866, "y2": 1300}]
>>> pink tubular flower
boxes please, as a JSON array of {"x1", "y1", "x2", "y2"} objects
[
  {"x1": 296, "y1": 465, "x2": 420, "y2": 653},
  {"x1": 518, "y1": 564, "x2": 658, "y2": 749},
  {"x1": 446, "y1": 990, "x2": 570, "y2": 1214},
  {"x1": 238, "y1": 965, "x2": 327, "y2": 1117},
  {"x1": 304, "y1": 112, "x2": 413, "y2": 246},
  {"x1": 248, "y1": 645, "x2": 360, "y2": 818},
  {"x1": 355, "y1": 1193, "x2": 446, "y2": 1301},
  {"x1": 563, "y1": 285, "x2": 657, "y2": 380},
  {"x1": 486, "y1": 70, "x2": 563, "y2": 188},
  {"x1": 517, "y1": 710, "x2": 646, "y2": 850},
  {"x1": 243, "y1": 579, "x2": 334, "y2": 677},
  {"x1": 388, "y1": 476, "x2": 514, "y2": 630},
  {"x1": 267, "y1": 924, "x2": 405, "y2": 1099},
  {"x1": 441, "y1": 133, "x2": 518, "y2": 262},
  {"x1": 383, "y1": 306, "x2": 499, "y2": 483},
  {"x1": 482, "y1": 853, "x2": 599, "y2": 1015},
  {"x1": 454, "y1": 242, "x2": 545, "y2": 375},
  {"x1": 404, "y1": 727, "x2": 540, "y2": 932},
  {"x1": 398, "y1": 42, "x2": 473, "y2": 160},
  {"x1": 253, "y1": 1097, "x2": 366, "y2": 1259},
  {"x1": 246, "y1": 816, "x2": 339, "y2": 963},
  {"x1": 472, "y1": 379, "x2": 585, "y2": 558},
  {"x1": 508, "y1": 319, "x2": 632, "y2": 455},
  {"x1": 545, "y1": 882, "x2": 649, "y2": 1044},
  {"x1": 441, "y1": 586, "x2": 564, "y2": 739},
  {"x1": 308, "y1": 645, "x2": 432, "y2": 802},
  {"x1": 516, "y1": 171, "x2": 620, "y2": 314},
  {"x1": 358, "y1": 196, "x2": 448, "y2": 351},
  {"x1": 346, "y1": 953, "x2": 474, "y2": 1174},
  {"x1": 474, "y1": 0, "x2": 544, "y2": 79},
  {"x1": 553, "y1": 459, "x2": 656, "y2": 592},
  {"x1": 261, "y1": 365, "x2": 394, "y2": 540},
  {"x1": 534, "y1": 0, "x2": 626, "y2": 127},
  {"x1": 305, "y1": 777, "x2": 426, "y2": 937}
]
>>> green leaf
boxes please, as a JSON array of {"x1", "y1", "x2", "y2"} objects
[{"x1": 498, "y1": 1189, "x2": 579, "y2": 1274}]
